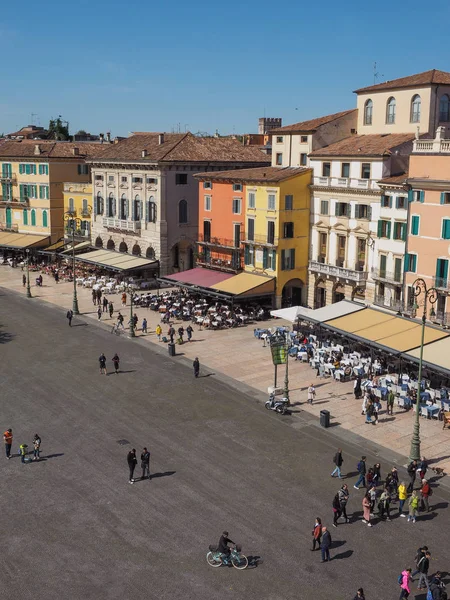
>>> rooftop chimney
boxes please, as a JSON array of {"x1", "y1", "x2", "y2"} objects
[
  {"x1": 142, "y1": 149, "x2": 147, "y2": 158},
  {"x1": 72, "y1": 147, "x2": 79, "y2": 156},
  {"x1": 34, "y1": 144, "x2": 41, "y2": 155},
  {"x1": 158, "y1": 133, "x2": 164, "y2": 145},
  {"x1": 106, "y1": 132, "x2": 111, "y2": 143},
  {"x1": 99, "y1": 133, "x2": 104, "y2": 144}
]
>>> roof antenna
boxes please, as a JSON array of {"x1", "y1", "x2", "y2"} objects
[{"x1": 373, "y1": 62, "x2": 384, "y2": 85}]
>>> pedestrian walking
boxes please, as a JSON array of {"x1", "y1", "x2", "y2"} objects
[
  {"x1": 332, "y1": 492, "x2": 342, "y2": 527},
  {"x1": 132, "y1": 313, "x2": 138, "y2": 329},
  {"x1": 354, "y1": 376, "x2": 362, "y2": 399},
  {"x1": 331, "y1": 448, "x2": 343, "y2": 478},
  {"x1": 407, "y1": 459, "x2": 418, "y2": 493},
  {"x1": 411, "y1": 546, "x2": 429, "y2": 580},
  {"x1": 97, "y1": 288, "x2": 102, "y2": 305},
  {"x1": 361, "y1": 391, "x2": 369, "y2": 415},
  {"x1": 307, "y1": 383, "x2": 316, "y2": 404},
  {"x1": 373, "y1": 463, "x2": 381, "y2": 487},
  {"x1": 66, "y1": 309, "x2": 73, "y2": 326},
  {"x1": 365, "y1": 400, "x2": 374, "y2": 424},
  {"x1": 399, "y1": 569, "x2": 412, "y2": 599},
  {"x1": 99, "y1": 353, "x2": 107, "y2": 375},
  {"x1": 22, "y1": 274, "x2": 26, "y2": 287},
  {"x1": 354, "y1": 456, "x2": 367, "y2": 489},
  {"x1": 417, "y1": 551, "x2": 431, "y2": 591},
  {"x1": 127, "y1": 449, "x2": 137, "y2": 484},
  {"x1": 353, "y1": 589, "x2": 365, "y2": 600},
  {"x1": 54, "y1": 271, "x2": 59, "y2": 283},
  {"x1": 141, "y1": 447, "x2": 150, "y2": 480},
  {"x1": 97, "y1": 306, "x2": 102, "y2": 320},
  {"x1": 112, "y1": 353, "x2": 120, "y2": 374},
  {"x1": 420, "y1": 479, "x2": 432, "y2": 512},
  {"x1": 311, "y1": 517, "x2": 322, "y2": 551},
  {"x1": 368, "y1": 486, "x2": 377, "y2": 514},
  {"x1": 386, "y1": 466, "x2": 399, "y2": 497},
  {"x1": 387, "y1": 389, "x2": 395, "y2": 415},
  {"x1": 186, "y1": 324, "x2": 193, "y2": 342},
  {"x1": 33, "y1": 434, "x2": 41, "y2": 461},
  {"x1": 419, "y1": 456, "x2": 428, "y2": 480},
  {"x1": 378, "y1": 487, "x2": 391, "y2": 521},
  {"x1": 362, "y1": 491, "x2": 372, "y2": 527},
  {"x1": 19, "y1": 443, "x2": 29, "y2": 463},
  {"x1": 320, "y1": 526, "x2": 332, "y2": 562},
  {"x1": 398, "y1": 481, "x2": 408, "y2": 517},
  {"x1": 109, "y1": 301, "x2": 114, "y2": 319},
  {"x1": 92, "y1": 289, "x2": 97, "y2": 305},
  {"x1": 156, "y1": 324, "x2": 162, "y2": 341},
  {"x1": 168, "y1": 326, "x2": 175, "y2": 343},
  {"x1": 429, "y1": 573, "x2": 445, "y2": 600},
  {"x1": 121, "y1": 292, "x2": 127, "y2": 307},
  {"x1": 3, "y1": 428, "x2": 12, "y2": 459},
  {"x1": 142, "y1": 318, "x2": 148, "y2": 334},
  {"x1": 103, "y1": 296, "x2": 108, "y2": 312},
  {"x1": 193, "y1": 357, "x2": 200, "y2": 378},
  {"x1": 338, "y1": 484, "x2": 350, "y2": 523},
  {"x1": 373, "y1": 399, "x2": 381, "y2": 424},
  {"x1": 407, "y1": 490, "x2": 419, "y2": 523},
  {"x1": 178, "y1": 326, "x2": 184, "y2": 344},
  {"x1": 117, "y1": 312, "x2": 124, "y2": 329}
]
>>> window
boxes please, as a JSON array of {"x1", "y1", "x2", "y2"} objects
[
  {"x1": 281, "y1": 249, "x2": 295, "y2": 270},
  {"x1": 121, "y1": 176, "x2": 128, "y2": 183},
  {"x1": 31, "y1": 209, "x2": 36, "y2": 226},
  {"x1": 322, "y1": 162, "x2": 331, "y2": 177},
  {"x1": 361, "y1": 163, "x2": 371, "y2": 179},
  {"x1": 204, "y1": 195, "x2": 211, "y2": 211},
  {"x1": 78, "y1": 165, "x2": 89, "y2": 175},
  {"x1": 320, "y1": 200, "x2": 329, "y2": 215},
  {"x1": 436, "y1": 258, "x2": 449, "y2": 287},
  {"x1": 386, "y1": 97, "x2": 396, "y2": 124},
  {"x1": 95, "y1": 175, "x2": 103, "y2": 181},
  {"x1": 300, "y1": 136, "x2": 308, "y2": 143},
  {"x1": 411, "y1": 94, "x2": 421, "y2": 123},
  {"x1": 42, "y1": 210, "x2": 48, "y2": 227},
  {"x1": 263, "y1": 248, "x2": 276, "y2": 270},
  {"x1": 393, "y1": 221, "x2": 407, "y2": 241},
  {"x1": 396, "y1": 196, "x2": 406, "y2": 209},
  {"x1": 120, "y1": 194, "x2": 128, "y2": 219},
  {"x1": 283, "y1": 222, "x2": 294, "y2": 238},
  {"x1": 394, "y1": 258, "x2": 402, "y2": 282},
  {"x1": 379, "y1": 254, "x2": 387, "y2": 278},
  {"x1": 19, "y1": 164, "x2": 36, "y2": 175},
  {"x1": 203, "y1": 220, "x2": 211, "y2": 242},
  {"x1": 248, "y1": 192, "x2": 255, "y2": 209},
  {"x1": 244, "y1": 245, "x2": 255, "y2": 266},
  {"x1": 276, "y1": 136, "x2": 283, "y2": 143},
  {"x1": 175, "y1": 173, "x2": 187, "y2": 185},
  {"x1": 268, "y1": 194, "x2": 276, "y2": 210},
  {"x1": 410, "y1": 189, "x2": 424, "y2": 202},
  {"x1": 319, "y1": 232, "x2": 327, "y2": 261},
  {"x1": 203, "y1": 181, "x2": 212, "y2": 189},
  {"x1": 132, "y1": 176, "x2": 143, "y2": 184},
  {"x1": 179, "y1": 199, "x2": 188, "y2": 223},
  {"x1": 404, "y1": 253, "x2": 417, "y2": 273},
  {"x1": 377, "y1": 219, "x2": 391, "y2": 238},
  {"x1": 284, "y1": 195, "x2": 293, "y2": 210},
  {"x1": 68, "y1": 198, "x2": 75, "y2": 213},
  {"x1": 357, "y1": 238, "x2": 366, "y2": 269},
  {"x1": 364, "y1": 99, "x2": 373, "y2": 125},
  {"x1": 336, "y1": 236, "x2": 346, "y2": 266},
  {"x1": 232, "y1": 183, "x2": 242, "y2": 192},
  {"x1": 147, "y1": 199, "x2": 157, "y2": 223},
  {"x1": 335, "y1": 202, "x2": 350, "y2": 217},
  {"x1": 147, "y1": 177, "x2": 157, "y2": 185},
  {"x1": 381, "y1": 195, "x2": 391, "y2": 208},
  {"x1": 267, "y1": 221, "x2": 275, "y2": 244},
  {"x1": 355, "y1": 204, "x2": 371, "y2": 219},
  {"x1": 133, "y1": 195, "x2": 141, "y2": 221},
  {"x1": 440, "y1": 192, "x2": 450, "y2": 204},
  {"x1": 82, "y1": 199, "x2": 88, "y2": 214},
  {"x1": 232, "y1": 198, "x2": 241, "y2": 214},
  {"x1": 233, "y1": 224, "x2": 241, "y2": 247},
  {"x1": 39, "y1": 186, "x2": 49, "y2": 199},
  {"x1": 275, "y1": 153, "x2": 283, "y2": 166},
  {"x1": 440, "y1": 94, "x2": 450, "y2": 122},
  {"x1": 107, "y1": 193, "x2": 115, "y2": 218},
  {"x1": 247, "y1": 218, "x2": 255, "y2": 241},
  {"x1": 38, "y1": 164, "x2": 48, "y2": 175},
  {"x1": 411, "y1": 215, "x2": 420, "y2": 236},
  {"x1": 341, "y1": 162, "x2": 350, "y2": 178},
  {"x1": 23, "y1": 209, "x2": 28, "y2": 225},
  {"x1": 300, "y1": 153, "x2": 307, "y2": 166},
  {"x1": 95, "y1": 192, "x2": 103, "y2": 216},
  {"x1": 442, "y1": 219, "x2": 450, "y2": 240},
  {"x1": 2, "y1": 163, "x2": 12, "y2": 177},
  {"x1": 108, "y1": 175, "x2": 114, "y2": 182}
]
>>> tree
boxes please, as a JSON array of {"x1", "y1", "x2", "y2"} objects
[{"x1": 48, "y1": 117, "x2": 70, "y2": 141}]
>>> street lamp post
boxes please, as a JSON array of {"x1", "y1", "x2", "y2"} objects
[
  {"x1": 25, "y1": 248, "x2": 32, "y2": 298},
  {"x1": 129, "y1": 288, "x2": 135, "y2": 337},
  {"x1": 284, "y1": 330, "x2": 290, "y2": 404},
  {"x1": 409, "y1": 278, "x2": 438, "y2": 461},
  {"x1": 64, "y1": 211, "x2": 80, "y2": 315}
]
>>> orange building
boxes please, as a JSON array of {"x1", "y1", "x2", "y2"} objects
[{"x1": 406, "y1": 127, "x2": 450, "y2": 322}]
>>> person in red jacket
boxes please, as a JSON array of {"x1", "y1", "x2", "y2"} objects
[
  {"x1": 311, "y1": 517, "x2": 322, "y2": 551},
  {"x1": 420, "y1": 479, "x2": 432, "y2": 512}
]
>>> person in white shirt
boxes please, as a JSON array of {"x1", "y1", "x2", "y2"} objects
[{"x1": 307, "y1": 384, "x2": 316, "y2": 405}]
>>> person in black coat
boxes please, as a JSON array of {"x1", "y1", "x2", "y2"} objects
[
  {"x1": 320, "y1": 526, "x2": 332, "y2": 562},
  {"x1": 193, "y1": 357, "x2": 200, "y2": 378},
  {"x1": 353, "y1": 588, "x2": 365, "y2": 600},
  {"x1": 331, "y1": 448, "x2": 343, "y2": 478},
  {"x1": 127, "y1": 449, "x2": 137, "y2": 484}
]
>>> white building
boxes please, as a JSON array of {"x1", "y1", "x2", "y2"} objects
[{"x1": 88, "y1": 133, "x2": 269, "y2": 275}]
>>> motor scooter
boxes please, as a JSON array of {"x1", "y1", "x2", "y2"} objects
[{"x1": 265, "y1": 392, "x2": 289, "y2": 415}]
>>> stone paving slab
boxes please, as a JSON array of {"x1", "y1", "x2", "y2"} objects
[{"x1": 2, "y1": 265, "x2": 450, "y2": 476}]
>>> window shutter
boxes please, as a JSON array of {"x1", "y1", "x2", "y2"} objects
[
  {"x1": 407, "y1": 189, "x2": 413, "y2": 202},
  {"x1": 404, "y1": 254, "x2": 410, "y2": 272},
  {"x1": 291, "y1": 249, "x2": 295, "y2": 269},
  {"x1": 389, "y1": 196, "x2": 393, "y2": 208},
  {"x1": 387, "y1": 221, "x2": 392, "y2": 238},
  {"x1": 1, "y1": 183, "x2": 6, "y2": 198},
  {"x1": 411, "y1": 255, "x2": 417, "y2": 272},
  {"x1": 444, "y1": 260, "x2": 449, "y2": 282},
  {"x1": 23, "y1": 210, "x2": 28, "y2": 225},
  {"x1": 377, "y1": 220, "x2": 382, "y2": 237},
  {"x1": 272, "y1": 250, "x2": 276, "y2": 270},
  {"x1": 420, "y1": 191, "x2": 425, "y2": 203},
  {"x1": 445, "y1": 220, "x2": 450, "y2": 239},
  {"x1": 335, "y1": 204, "x2": 339, "y2": 217},
  {"x1": 244, "y1": 245, "x2": 249, "y2": 265},
  {"x1": 401, "y1": 223, "x2": 407, "y2": 241},
  {"x1": 263, "y1": 248, "x2": 268, "y2": 269},
  {"x1": 347, "y1": 203, "x2": 351, "y2": 217},
  {"x1": 281, "y1": 249, "x2": 286, "y2": 271},
  {"x1": 126, "y1": 199, "x2": 129, "y2": 219},
  {"x1": 368, "y1": 206, "x2": 372, "y2": 221}
]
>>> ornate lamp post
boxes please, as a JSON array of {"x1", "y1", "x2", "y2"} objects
[
  {"x1": 25, "y1": 248, "x2": 32, "y2": 298},
  {"x1": 129, "y1": 288, "x2": 135, "y2": 337},
  {"x1": 284, "y1": 330, "x2": 290, "y2": 403},
  {"x1": 64, "y1": 211, "x2": 81, "y2": 315},
  {"x1": 409, "y1": 278, "x2": 437, "y2": 461}
]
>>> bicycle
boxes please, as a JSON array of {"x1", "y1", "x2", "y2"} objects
[{"x1": 206, "y1": 545, "x2": 248, "y2": 570}]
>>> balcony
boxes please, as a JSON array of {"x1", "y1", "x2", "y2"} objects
[
  {"x1": 244, "y1": 234, "x2": 278, "y2": 246},
  {"x1": 0, "y1": 196, "x2": 29, "y2": 207},
  {"x1": 371, "y1": 268, "x2": 402, "y2": 284},
  {"x1": 373, "y1": 294, "x2": 403, "y2": 312},
  {"x1": 433, "y1": 276, "x2": 450, "y2": 290},
  {"x1": 313, "y1": 176, "x2": 379, "y2": 191},
  {"x1": 413, "y1": 138, "x2": 450, "y2": 153},
  {"x1": 0, "y1": 174, "x2": 16, "y2": 184},
  {"x1": 0, "y1": 222, "x2": 19, "y2": 232},
  {"x1": 102, "y1": 217, "x2": 141, "y2": 232},
  {"x1": 309, "y1": 260, "x2": 368, "y2": 283},
  {"x1": 197, "y1": 233, "x2": 242, "y2": 248},
  {"x1": 196, "y1": 256, "x2": 242, "y2": 273}
]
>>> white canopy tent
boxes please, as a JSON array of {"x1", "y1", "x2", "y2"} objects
[{"x1": 270, "y1": 300, "x2": 365, "y2": 324}]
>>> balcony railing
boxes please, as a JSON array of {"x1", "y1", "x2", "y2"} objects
[
  {"x1": 102, "y1": 217, "x2": 141, "y2": 232},
  {"x1": 373, "y1": 294, "x2": 403, "y2": 312},
  {"x1": 434, "y1": 311, "x2": 450, "y2": 326},
  {"x1": 197, "y1": 233, "x2": 243, "y2": 248},
  {"x1": 313, "y1": 176, "x2": 379, "y2": 190},
  {"x1": 413, "y1": 138, "x2": 450, "y2": 154},
  {"x1": 0, "y1": 222, "x2": 19, "y2": 232},
  {"x1": 243, "y1": 234, "x2": 278, "y2": 246},
  {"x1": 0, "y1": 174, "x2": 16, "y2": 183},
  {"x1": 433, "y1": 276, "x2": 450, "y2": 290},
  {"x1": 309, "y1": 260, "x2": 368, "y2": 282},
  {"x1": 371, "y1": 268, "x2": 402, "y2": 284},
  {"x1": 0, "y1": 196, "x2": 29, "y2": 206},
  {"x1": 196, "y1": 256, "x2": 242, "y2": 273}
]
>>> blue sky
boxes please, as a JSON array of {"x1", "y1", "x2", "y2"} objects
[{"x1": 1, "y1": 0, "x2": 449, "y2": 137}]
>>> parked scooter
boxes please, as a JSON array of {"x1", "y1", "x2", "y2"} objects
[{"x1": 265, "y1": 392, "x2": 289, "y2": 415}]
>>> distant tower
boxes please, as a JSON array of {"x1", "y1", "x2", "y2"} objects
[{"x1": 258, "y1": 117, "x2": 282, "y2": 134}]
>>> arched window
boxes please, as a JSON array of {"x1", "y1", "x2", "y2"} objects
[
  {"x1": 411, "y1": 95, "x2": 421, "y2": 123},
  {"x1": 95, "y1": 236, "x2": 103, "y2": 248},
  {"x1": 133, "y1": 194, "x2": 141, "y2": 221},
  {"x1": 146, "y1": 247, "x2": 155, "y2": 260},
  {"x1": 179, "y1": 199, "x2": 188, "y2": 224},
  {"x1": 132, "y1": 244, "x2": 141, "y2": 256},
  {"x1": 119, "y1": 241, "x2": 128, "y2": 253},
  {"x1": 96, "y1": 192, "x2": 103, "y2": 216},
  {"x1": 147, "y1": 196, "x2": 157, "y2": 223},
  {"x1": 386, "y1": 97, "x2": 396, "y2": 124},
  {"x1": 120, "y1": 194, "x2": 128, "y2": 220},
  {"x1": 440, "y1": 94, "x2": 450, "y2": 122},
  {"x1": 68, "y1": 198, "x2": 75, "y2": 213},
  {"x1": 107, "y1": 239, "x2": 115, "y2": 250},
  {"x1": 31, "y1": 209, "x2": 36, "y2": 226},
  {"x1": 42, "y1": 210, "x2": 48, "y2": 227},
  {"x1": 364, "y1": 99, "x2": 373, "y2": 125},
  {"x1": 23, "y1": 209, "x2": 28, "y2": 225},
  {"x1": 108, "y1": 192, "x2": 115, "y2": 218}
]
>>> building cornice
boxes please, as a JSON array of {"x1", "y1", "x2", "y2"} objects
[
  {"x1": 310, "y1": 185, "x2": 380, "y2": 197},
  {"x1": 406, "y1": 177, "x2": 450, "y2": 191}
]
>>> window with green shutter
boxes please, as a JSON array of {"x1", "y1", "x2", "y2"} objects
[
  {"x1": 394, "y1": 257, "x2": 402, "y2": 282},
  {"x1": 271, "y1": 250, "x2": 276, "y2": 271},
  {"x1": 31, "y1": 210, "x2": 36, "y2": 226},
  {"x1": 411, "y1": 215, "x2": 419, "y2": 235},
  {"x1": 436, "y1": 258, "x2": 449, "y2": 287},
  {"x1": 379, "y1": 255, "x2": 387, "y2": 278},
  {"x1": 2, "y1": 163, "x2": 12, "y2": 177},
  {"x1": 404, "y1": 253, "x2": 417, "y2": 273},
  {"x1": 442, "y1": 219, "x2": 450, "y2": 239},
  {"x1": 262, "y1": 248, "x2": 268, "y2": 269},
  {"x1": 39, "y1": 164, "x2": 49, "y2": 175},
  {"x1": 244, "y1": 245, "x2": 250, "y2": 265},
  {"x1": 42, "y1": 210, "x2": 48, "y2": 228},
  {"x1": 440, "y1": 192, "x2": 450, "y2": 204},
  {"x1": 23, "y1": 210, "x2": 28, "y2": 225},
  {"x1": 377, "y1": 220, "x2": 390, "y2": 238}
]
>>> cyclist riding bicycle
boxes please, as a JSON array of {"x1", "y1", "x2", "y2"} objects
[{"x1": 218, "y1": 531, "x2": 235, "y2": 560}]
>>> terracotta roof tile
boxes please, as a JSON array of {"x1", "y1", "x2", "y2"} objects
[
  {"x1": 0, "y1": 140, "x2": 109, "y2": 159},
  {"x1": 89, "y1": 132, "x2": 270, "y2": 164},
  {"x1": 194, "y1": 166, "x2": 310, "y2": 183},
  {"x1": 270, "y1": 110, "x2": 356, "y2": 134},
  {"x1": 378, "y1": 173, "x2": 408, "y2": 186},
  {"x1": 309, "y1": 133, "x2": 415, "y2": 157},
  {"x1": 354, "y1": 69, "x2": 450, "y2": 94}
]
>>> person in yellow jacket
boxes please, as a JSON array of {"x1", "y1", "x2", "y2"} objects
[
  {"x1": 398, "y1": 481, "x2": 408, "y2": 517},
  {"x1": 155, "y1": 324, "x2": 162, "y2": 342},
  {"x1": 19, "y1": 443, "x2": 29, "y2": 464}
]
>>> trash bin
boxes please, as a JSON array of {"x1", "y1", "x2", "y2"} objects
[
  {"x1": 168, "y1": 343, "x2": 176, "y2": 357},
  {"x1": 320, "y1": 409, "x2": 330, "y2": 428}
]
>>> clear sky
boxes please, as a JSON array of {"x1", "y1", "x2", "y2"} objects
[{"x1": 1, "y1": 0, "x2": 449, "y2": 138}]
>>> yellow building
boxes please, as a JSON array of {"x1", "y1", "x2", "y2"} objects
[
  {"x1": 241, "y1": 166, "x2": 312, "y2": 307},
  {"x1": 63, "y1": 182, "x2": 93, "y2": 239},
  {"x1": 0, "y1": 141, "x2": 100, "y2": 247}
]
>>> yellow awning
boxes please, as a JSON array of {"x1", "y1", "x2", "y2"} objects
[
  {"x1": 211, "y1": 272, "x2": 275, "y2": 297},
  {"x1": 407, "y1": 337, "x2": 450, "y2": 370},
  {"x1": 42, "y1": 240, "x2": 66, "y2": 252},
  {"x1": 326, "y1": 308, "x2": 395, "y2": 333},
  {"x1": 384, "y1": 327, "x2": 448, "y2": 352},
  {"x1": 74, "y1": 249, "x2": 157, "y2": 272},
  {"x1": 0, "y1": 232, "x2": 50, "y2": 248}
]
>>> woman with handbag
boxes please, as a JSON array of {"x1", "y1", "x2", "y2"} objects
[{"x1": 311, "y1": 517, "x2": 322, "y2": 551}]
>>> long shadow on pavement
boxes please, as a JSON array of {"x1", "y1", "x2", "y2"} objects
[
  {"x1": 333, "y1": 549, "x2": 353, "y2": 560},
  {"x1": 150, "y1": 471, "x2": 176, "y2": 479}
]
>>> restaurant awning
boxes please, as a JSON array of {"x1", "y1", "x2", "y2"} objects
[
  {"x1": 406, "y1": 337, "x2": 450, "y2": 373},
  {"x1": 211, "y1": 272, "x2": 275, "y2": 297},
  {"x1": 160, "y1": 268, "x2": 234, "y2": 288},
  {"x1": 0, "y1": 232, "x2": 50, "y2": 249},
  {"x1": 61, "y1": 241, "x2": 92, "y2": 255},
  {"x1": 270, "y1": 300, "x2": 365, "y2": 323},
  {"x1": 39, "y1": 239, "x2": 67, "y2": 254},
  {"x1": 74, "y1": 249, "x2": 158, "y2": 272}
]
